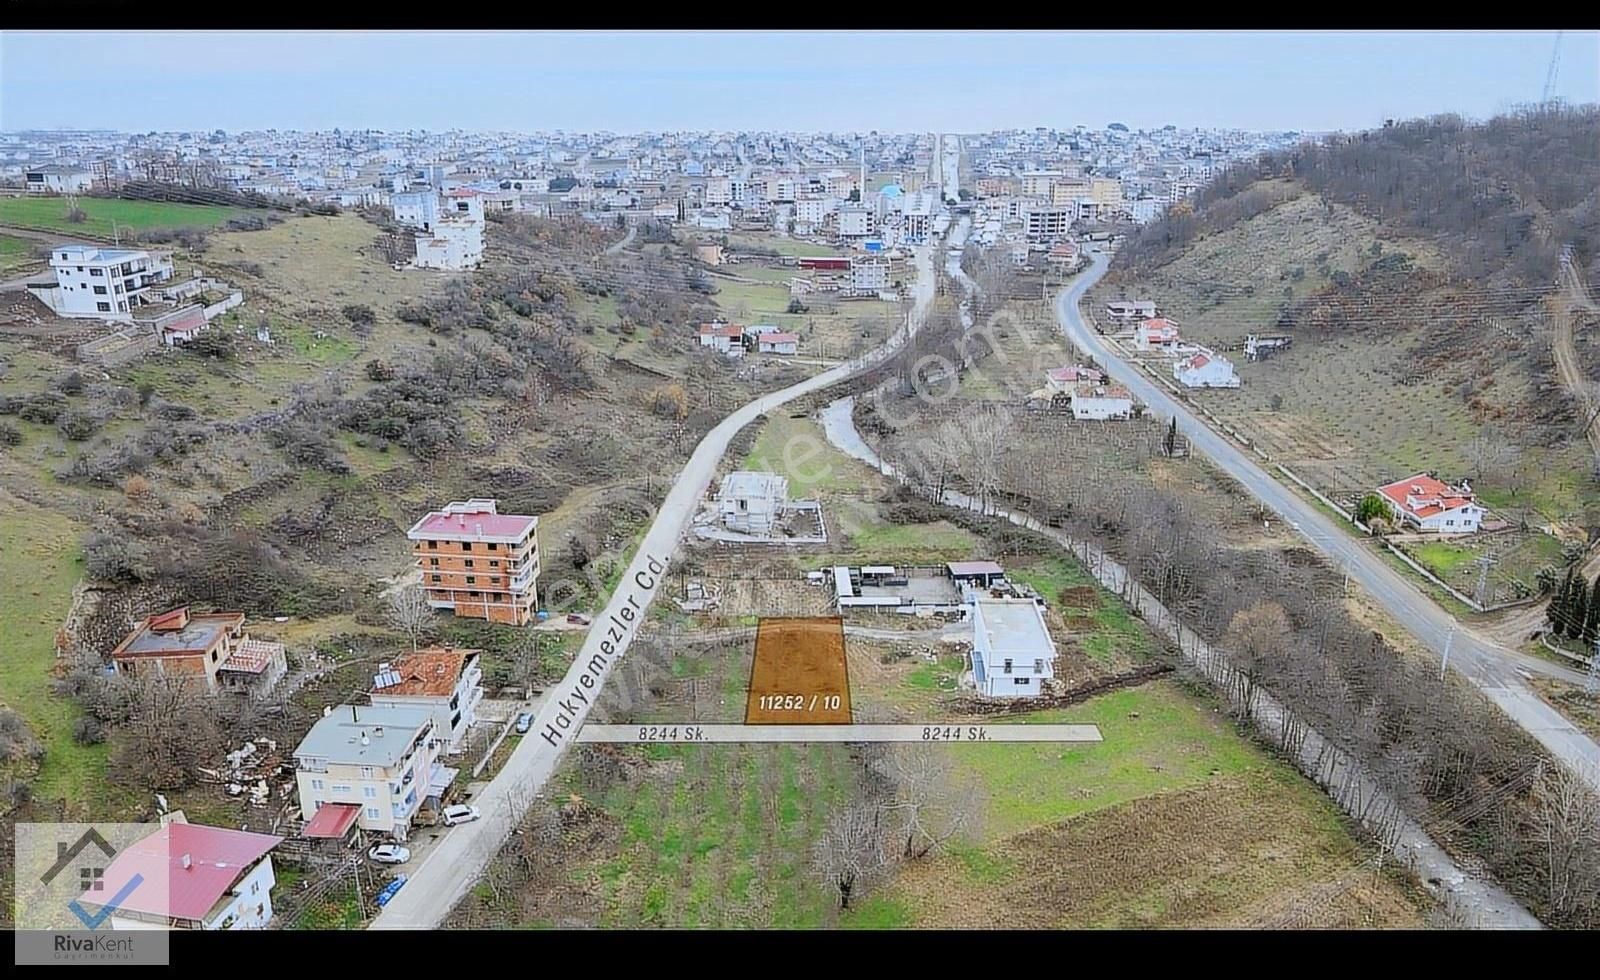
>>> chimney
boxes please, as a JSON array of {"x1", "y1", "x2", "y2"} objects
[
  {"x1": 181, "y1": 854, "x2": 192, "y2": 871},
  {"x1": 374, "y1": 727, "x2": 384, "y2": 738},
  {"x1": 360, "y1": 732, "x2": 370, "y2": 747}
]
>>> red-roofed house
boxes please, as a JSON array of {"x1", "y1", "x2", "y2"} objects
[
  {"x1": 1173, "y1": 348, "x2": 1239, "y2": 388},
  {"x1": 407, "y1": 499, "x2": 541, "y2": 625},
  {"x1": 757, "y1": 332, "x2": 798, "y2": 355},
  {"x1": 369, "y1": 646, "x2": 484, "y2": 753},
  {"x1": 697, "y1": 321, "x2": 745, "y2": 356},
  {"x1": 1135, "y1": 317, "x2": 1181, "y2": 351},
  {"x1": 77, "y1": 815, "x2": 283, "y2": 930},
  {"x1": 1377, "y1": 474, "x2": 1484, "y2": 533},
  {"x1": 1043, "y1": 365, "x2": 1104, "y2": 393}
]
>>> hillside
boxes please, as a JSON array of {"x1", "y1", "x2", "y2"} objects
[{"x1": 1099, "y1": 107, "x2": 1600, "y2": 544}]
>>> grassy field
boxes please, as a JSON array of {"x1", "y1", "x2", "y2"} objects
[
  {"x1": 843, "y1": 682, "x2": 1428, "y2": 928},
  {"x1": 0, "y1": 196, "x2": 249, "y2": 238},
  {"x1": 0, "y1": 233, "x2": 37, "y2": 274},
  {"x1": 742, "y1": 412, "x2": 875, "y2": 496},
  {"x1": 0, "y1": 494, "x2": 110, "y2": 813},
  {"x1": 1401, "y1": 530, "x2": 1565, "y2": 605},
  {"x1": 725, "y1": 234, "x2": 843, "y2": 259},
  {"x1": 1006, "y1": 555, "x2": 1152, "y2": 665}
]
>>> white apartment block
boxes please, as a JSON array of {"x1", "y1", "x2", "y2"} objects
[
  {"x1": 851, "y1": 259, "x2": 889, "y2": 295},
  {"x1": 294, "y1": 704, "x2": 451, "y2": 841},
  {"x1": 1023, "y1": 204, "x2": 1075, "y2": 242},
  {"x1": 32, "y1": 245, "x2": 175, "y2": 322}
]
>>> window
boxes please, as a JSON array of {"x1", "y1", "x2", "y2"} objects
[
  {"x1": 311, "y1": 778, "x2": 324, "y2": 791},
  {"x1": 251, "y1": 880, "x2": 260, "y2": 895},
  {"x1": 366, "y1": 806, "x2": 380, "y2": 820},
  {"x1": 211, "y1": 649, "x2": 219, "y2": 662},
  {"x1": 364, "y1": 786, "x2": 377, "y2": 799},
  {"x1": 490, "y1": 560, "x2": 499, "y2": 568},
  {"x1": 1003, "y1": 658, "x2": 1013, "y2": 674},
  {"x1": 360, "y1": 766, "x2": 374, "y2": 779},
  {"x1": 89, "y1": 267, "x2": 102, "y2": 276},
  {"x1": 487, "y1": 542, "x2": 498, "y2": 551},
  {"x1": 1014, "y1": 677, "x2": 1030, "y2": 686},
  {"x1": 465, "y1": 575, "x2": 476, "y2": 585},
  {"x1": 463, "y1": 559, "x2": 473, "y2": 568},
  {"x1": 96, "y1": 302, "x2": 110, "y2": 312},
  {"x1": 93, "y1": 285, "x2": 107, "y2": 295},
  {"x1": 431, "y1": 574, "x2": 441, "y2": 583},
  {"x1": 469, "y1": 590, "x2": 480, "y2": 598},
  {"x1": 461, "y1": 542, "x2": 472, "y2": 551},
  {"x1": 429, "y1": 557, "x2": 439, "y2": 566},
  {"x1": 428, "y1": 540, "x2": 437, "y2": 548}
]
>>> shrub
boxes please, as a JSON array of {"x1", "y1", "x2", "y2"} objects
[
  {"x1": 123, "y1": 474, "x2": 154, "y2": 500},
  {"x1": 343, "y1": 304, "x2": 376, "y2": 326},
  {"x1": 56, "y1": 409, "x2": 98, "y2": 441},
  {"x1": 364, "y1": 359, "x2": 396, "y2": 382},
  {"x1": 72, "y1": 717, "x2": 106, "y2": 745},
  {"x1": 0, "y1": 708, "x2": 43, "y2": 762},
  {"x1": 56, "y1": 371, "x2": 85, "y2": 396},
  {"x1": 83, "y1": 527, "x2": 154, "y2": 583},
  {"x1": 0, "y1": 421, "x2": 20, "y2": 447},
  {"x1": 17, "y1": 392, "x2": 67, "y2": 424},
  {"x1": 1356, "y1": 493, "x2": 1390, "y2": 525},
  {"x1": 137, "y1": 381, "x2": 157, "y2": 407},
  {"x1": 187, "y1": 329, "x2": 237, "y2": 361}
]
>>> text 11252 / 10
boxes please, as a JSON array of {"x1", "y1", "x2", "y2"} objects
[{"x1": 756, "y1": 694, "x2": 841, "y2": 712}]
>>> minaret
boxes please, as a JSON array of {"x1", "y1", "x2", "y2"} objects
[{"x1": 858, "y1": 139, "x2": 865, "y2": 201}]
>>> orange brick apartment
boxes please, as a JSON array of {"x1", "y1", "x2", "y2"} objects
[{"x1": 406, "y1": 498, "x2": 540, "y2": 625}]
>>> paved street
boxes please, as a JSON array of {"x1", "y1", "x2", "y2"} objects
[{"x1": 1054, "y1": 253, "x2": 1600, "y2": 793}]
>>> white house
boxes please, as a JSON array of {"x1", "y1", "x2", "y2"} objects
[
  {"x1": 1135, "y1": 317, "x2": 1182, "y2": 351},
  {"x1": 1173, "y1": 349, "x2": 1239, "y2": 388},
  {"x1": 697, "y1": 322, "x2": 744, "y2": 355},
  {"x1": 413, "y1": 215, "x2": 484, "y2": 270},
  {"x1": 1106, "y1": 300, "x2": 1157, "y2": 320},
  {"x1": 76, "y1": 817, "x2": 283, "y2": 931},
  {"x1": 392, "y1": 189, "x2": 441, "y2": 232},
  {"x1": 1376, "y1": 474, "x2": 1484, "y2": 533},
  {"x1": 30, "y1": 245, "x2": 175, "y2": 322},
  {"x1": 718, "y1": 471, "x2": 788, "y2": 535},
  {"x1": 695, "y1": 208, "x2": 731, "y2": 231},
  {"x1": 25, "y1": 165, "x2": 94, "y2": 194},
  {"x1": 368, "y1": 647, "x2": 484, "y2": 755},
  {"x1": 970, "y1": 597, "x2": 1057, "y2": 698},
  {"x1": 1072, "y1": 384, "x2": 1135, "y2": 420},
  {"x1": 838, "y1": 206, "x2": 874, "y2": 239},
  {"x1": 757, "y1": 332, "x2": 798, "y2": 355},
  {"x1": 293, "y1": 704, "x2": 452, "y2": 841}
]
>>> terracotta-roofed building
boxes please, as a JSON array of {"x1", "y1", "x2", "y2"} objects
[
  {"x1": 697, "y1": 321, "x2": 746, "y2": 355},
  {"x1": 1135, "y1": 317, "x2": 1181, "y2": 351},
  {"x1": 407, "y1": 499, "x2": 540, "y2": 625},
  {"x1": 369, "y1": 647, "x2": 484, "y2": 753},
  {"x1": 76, "y1": 816, "x2": 283, "y2": 930},
  {"x1": 1173, "y1": 348, "x2": 1239, "y2": 388},
  {"x1": 109, "y1": 607, "x2": 287, "y2": 697},
  {"x1": 1376, "y1": 474, "x2": 1484, "y2": 533},
  {"x1": 757, "y1": 332, "x2": 798, "y2": 355}
]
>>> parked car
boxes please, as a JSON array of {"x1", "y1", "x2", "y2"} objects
[
  {"x1": 515, "y1": 712, "x2": 533, "y2": 734},
  {"x1": 368, "y1": 843, "x2": 411, "y2": 865},
  {"x1": 441, "y1": 804, "x2": 480, "y2": 827}
]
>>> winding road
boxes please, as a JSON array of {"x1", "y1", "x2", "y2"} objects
[
  {"x1": 370, "y1": 231, "x2": 944, "y2": 929},
  {"x1": 1056, "y1": 253, "x2": 1600, "y2": 794}
]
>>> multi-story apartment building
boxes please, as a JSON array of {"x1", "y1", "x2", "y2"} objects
[
  {"x1": 407, "y1": 498, "x2": 540, "y2": 625},
  {"x1": 293, "y1": 704, "x2": 449, "y2": 841},
  {"x1": 369, "y1": 646, "x2": 484, "y2": 754},
  {"x1": 1022, "y1": 203, "x2": 1075, "y2": 242},
  {"x1": 32, "y1": 245, "x2": 175, "y2": 322}
]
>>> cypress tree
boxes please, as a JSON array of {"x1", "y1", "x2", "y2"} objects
[
  {"x1": 1567, "y1": 574, "x2": 1589, "y2": 641},
  {"x1": 1584, "y1": 576, "x2": 1600, "y2": 646},
  {"x1": 1550, "y1": 570, "x2": 1576, "y2": 633}
]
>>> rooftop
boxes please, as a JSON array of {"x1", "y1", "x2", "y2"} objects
[
  {"x1": 408, "y1": 498, "x2": 537, "y2": 543},
  {"x1": 78, "y1": 822, "x2": 282, "y2": 924},
  {"x1": 973, "y1": 597, "x2": 1057, "y2": 658},
  {"x1": 721, "y1": 471, "x2": 788, "y2": 502},
  {"x1": 294, "y1": 704, "x2": 434, "y2": 768},
  {"x1": 112, "y1": 609, "x2": 244, "y2": 660},
  {"x1": 371, "y1": 647, "x2": 480, "y2": 698}
]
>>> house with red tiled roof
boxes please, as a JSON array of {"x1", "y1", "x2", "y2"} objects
[
  {"x1": 697, "y1": 321, "x2": 746, "y2": 356},
  {"x1": 757, "y1": 332, "x2": 798, "y2": 355},
  {"x1": 1376, "y1": 474, "x2": 1484, "y2": 533},
  {"x1": 369, "y1": 647, "x2": 484, "y2": 753},
  {"x1": 76, "y1": 814, "x2": 283, "y2": 930},
  {"x1": 109, "y1": 607, "x2": 287, "y2": 697},
  {"x1": 1173, "y1": 348, "x2": 1239, "y2": 388},
  {"x1": 1135, "y1": 317, "x2": 1182, "y2": 351}
]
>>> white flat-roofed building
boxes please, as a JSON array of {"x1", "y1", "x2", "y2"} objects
[
  {"x1": 293, "y1": 704, "x2": 451, "y2": 840},
  {"x1": 970, "y1": 597, "x2": 1057, "y2": 698},
  {"x1": 718, "y1": 471, "x2": 789, "y2": 535},
  {"x1": 31, "y1": 244, "x2": 176, "y2": 322}
]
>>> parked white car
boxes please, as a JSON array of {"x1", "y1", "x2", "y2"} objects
[
  {"x1": 368, "y1": 843, "x2": 411, "y2": 865},
  {"x1": 441, "y1": 804, "x2": 481, "y2": 827}
]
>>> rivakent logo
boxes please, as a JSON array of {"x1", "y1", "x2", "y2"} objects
[{"x1": 37, "y1": 828, "x2": 144, "y2": 929}]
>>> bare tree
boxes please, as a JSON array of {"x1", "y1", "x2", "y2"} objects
[
  {"x1": 1530, "y1": 762, "x2": 1600, "y2": 919},
  {"x1": 877, "y1": 745, "x2": 986, "y2": 860},
  {"x1": 109, "y1": 670, "x2": 224, "y2": 791},
  {"x1": 1224, "y1": 600, "x2": 1293, "y2": 718},
  {"x1": 387, "y1": 583, "x2": 434, "y2": 652},
  {"x1": 811, "y1": 801, "x2": 889, "y2": 910}
]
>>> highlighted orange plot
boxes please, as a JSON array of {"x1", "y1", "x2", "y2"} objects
[{"x1": 745, "y1": 616, "x2": 853, "y2": 724}]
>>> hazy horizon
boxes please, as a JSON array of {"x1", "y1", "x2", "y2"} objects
[{"x1": 2, "y1": 30, "x2": 1597, "y2": 135}]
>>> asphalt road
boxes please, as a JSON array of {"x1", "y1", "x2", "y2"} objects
[
  {"x1": 1056, "y1": 253, "x2": 1600, "y2": 793},
  {"x1": 370, "y1": 240, "x2": 944, "y2": 929}
]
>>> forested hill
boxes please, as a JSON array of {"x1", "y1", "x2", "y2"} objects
[{"x1": 1117, "y1": 106, "x2": 1600, "y2": 292}]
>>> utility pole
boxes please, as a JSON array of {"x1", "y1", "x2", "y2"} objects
[
  {"x1": 1440, "y1": 621, "x2": 1457, "y2": 681},
  {"x1": 1587, "y1": 634, "x2": 1600, "y2": 696}
]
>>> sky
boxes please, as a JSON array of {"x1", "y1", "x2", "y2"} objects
[{"x1": 2, "y1": 31, "x2": 1597, "y2": 134}]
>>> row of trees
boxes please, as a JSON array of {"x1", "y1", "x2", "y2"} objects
[{"x1": 1546, "y1": 567, "x2": 1600, "y2": 648}]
